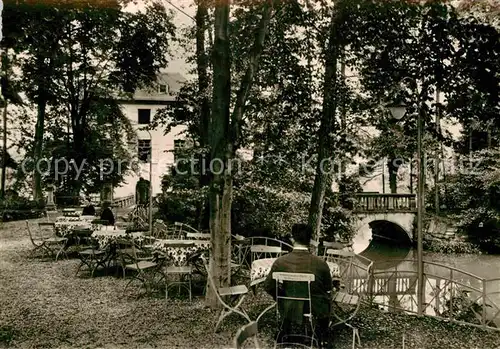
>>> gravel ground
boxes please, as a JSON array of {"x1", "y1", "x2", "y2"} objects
[{"x1": 1, "y1": 219, "x2": 500, "y2": 349}]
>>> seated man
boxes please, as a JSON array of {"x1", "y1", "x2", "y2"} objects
[
  {"x1": 99, "y1": 201, "x2": 115, "y2": 226},
  {"x1": 82, "y1": 197, "x2": 96, "y2": 216},
  {"x1": 264, "y1": 223, "x2": 332, "y2": 348}
]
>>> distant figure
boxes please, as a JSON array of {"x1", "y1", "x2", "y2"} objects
[
  {"x1": 82, "y1": 197, "x2": 96, "y2": 216},
  {"x1": 100, "y1": 201, "x2": 115, "y2": 226},
  {"x1": 135, "y1": 177, "x2": 150, "y2": 206}
]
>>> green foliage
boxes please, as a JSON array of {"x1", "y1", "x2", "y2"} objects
[
  {"x1": 155, "y1": 187, "x2": 207, "y2": 228},
  {"x1": 2, "y1": 2, "x2": 175, "y2": 196},
  {"x1": 435, "y1": 149, "x2": 500, "y2": 252},
  {"x1": 0, "y1": 195, "x2": 45, "y2": 222},
  {"x1": 232, "y1": 184, "x2": 309, "y2": 238},
  {"x1": 423, "y1": 238, "x2": 481, "y2": 254}
]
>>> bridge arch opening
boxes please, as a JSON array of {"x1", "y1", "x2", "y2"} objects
[
  {"x1": 369, "y1": 220, "x2": 412, "y2": 246},
  {"x1": 355, "y1": 220, "x2": 412, "y2": 269}
]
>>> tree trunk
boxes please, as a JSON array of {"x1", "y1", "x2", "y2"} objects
[
  {"x1": 0, "y1": 50, "x2": 7, "y2": 200},
  {"x1": 196, "y1": 0, "x2": 211, "y2": 231},
  {"x1": 308, "y1": 8, "x2": 341, "y2": 247},
  {"x1": 1, "y1": 101, "x2": 7, "y2": 200},
  {"x1": 339, "y1": 49, "x2": 347, "y2": 178},
  {"x1": 206, "y1": 0, "x2": 231, "y2": 308},
  {"x1": 33, "y1": 95, "x2": 47, "y2": 205},
  {"x1": 434, "y1": 88, "x2": 440, "y2": 214},
  {"x1": 206, "y1": 0, "x2": 272, "y2": 308}
]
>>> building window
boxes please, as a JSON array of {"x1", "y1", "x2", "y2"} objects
[
  {"x1": 138, "y1": 139, "x2": 151, "y2": 163},
  {"x1": 138, "y1": 109, "x2": 151, "y2": 124},
  {"x1": 158, "y1": 84, "x2": 169, "y2": 94}
]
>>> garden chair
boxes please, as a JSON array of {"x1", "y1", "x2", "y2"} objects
[
  {"x1": 323, "y1": 241, "x2": 346, "y2": 256},
  {"x1": 233, "y1": 321, "x2": 259, "y2": 349},
  {"x1": 116, "y1": 238, "x2": 153, "y2": 278},
  {"x1": 248, "y1": 237, "x2": 293, "y2": 269},
  {"x1": 202, "y1": 256, "x2": 250, "y2": 332},
  {"x1": 325, "y1": 249, "x2": 373, "y2": 349},
  {"x1": 272, "y1": 272, "x2": 318, "y2": 349},
  {"x1": 251, "y1": 245, "x2": 283, "y2": 263},
  {"x1": 26, "y1": 221, "x2": 67, "y2": 259},
  {"x1": 121, "y1": 242, "x2": 160, "y2": 297},
  {"x1": 75, "y1": 245, "x2": 108, "y2": 277},
  {"x1": 186, "y1": 232, "x2": 211, "y2": 240},
  {"x1": 165, "y1": 242, "x2": 195, "y2": 302}
]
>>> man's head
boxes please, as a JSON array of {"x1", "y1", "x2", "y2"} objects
[
  {"x1": 291, "y1": 223, "x2": 312, "y2": 246},
  {"x1": 102, "y1": 201, "x2": 111, "y2": 209}
]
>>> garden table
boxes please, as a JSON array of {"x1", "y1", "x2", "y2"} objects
[
  {"x1": 91, "y1": 230, "x2": 145, "y2": 247},
  {"x1": 153, "y1": 239, "x2": 210, "y2": 266},
  {"x1": 54, "y1": 220, "x2": 92, "y2": 237},
  {"x1": 250, "y1": 258, "x2": 340, "y2": 284}
]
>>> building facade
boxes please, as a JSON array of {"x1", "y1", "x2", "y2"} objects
[{"x1": 113, "y1": 72, "x2": 187, "y2": 200}]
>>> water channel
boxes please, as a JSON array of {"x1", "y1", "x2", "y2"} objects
[{"x1": 355, "y1": 233, "x2": 500, "y2": 328}]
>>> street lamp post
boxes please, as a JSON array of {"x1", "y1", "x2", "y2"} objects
[
  {"x1": 387, "y1": 88, "x2": 425, "y2": 316},
  {"x1": 141, "y1": 128, "x2": 154, "y2": 236}
]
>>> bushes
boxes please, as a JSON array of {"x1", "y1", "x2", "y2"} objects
[
  {"x1": 232, "y1": 184, "x2": 309, "y2": 238},
  {"x1": 154, "y1": 187, "x2": 207, "y2": 228},
  {"x1": 0, "y1": 196, "x2": 45, "y2": 222},
  {"x1": 423, "y1": 238, "x2": 481, "y2": 254}
]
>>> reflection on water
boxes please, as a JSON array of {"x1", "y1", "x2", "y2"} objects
[
  {"x1": 359, "y1": 239, "x2": 411, "y2": 270},
  {"x1": 355, "y1": 235, "x2": 500, "y2": 328}
]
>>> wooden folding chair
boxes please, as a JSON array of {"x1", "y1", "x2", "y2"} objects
[
  {"x1": 165, "y1": 242, "x2": 196, "y2": 302},
  {"x1": 326, "y1": 249, "x2": 373, "y2": 349},
  {"x1": 26, "y1": 221, "x2": 67, "y2": 259},
  {"x1": 251, "y1": 245, "x2": 283, "y2": 263},
  {"x1": 202, "y1": 256, "x2": 250, "y2": 332},
  {"x1": 272, "y1": 272, "x2": 318, "y2": 349},
  {"x1": 323, "y1": 241, "x2": 346, "y2": 256},
  {"x1": 122, "y1": 243, "x2": 160, "y2": 297},
  {"x1": 75, "y1": 246, "x2": 108, "y2": 277},
  {"x1": 233, "y1": 321, "x2": 259, "y2": 349},
  {"x1": 186, "y1": 232, "x2": 211, "y2": 240}
]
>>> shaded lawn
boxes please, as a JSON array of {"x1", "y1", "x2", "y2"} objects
[{"x1": 1, "y1": 219, "x2": 500, "y2": 349}]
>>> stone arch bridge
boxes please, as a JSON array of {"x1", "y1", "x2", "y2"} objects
[{"x1": 351, "y1": 193, "x2": 417, "y2": 253}]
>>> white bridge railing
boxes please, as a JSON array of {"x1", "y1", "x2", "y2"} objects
[{"x1": 348, "y1": 259, "x2": 500, "y2": 331}]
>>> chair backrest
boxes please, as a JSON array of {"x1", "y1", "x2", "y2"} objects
[
  {"x1": 186, "y1": 232, "x2": 211, "y2": 240},
  {"x1": 325, "y1": 249, "x2": 354, "y2": 283},
  {"x1": 272, "y1": 272, "x2": 315, "y2": 324},
  {"x1": 323, "y1": 241, "x2": 346, "y2": 256},
  {"x1": 38, "y1": 222, "x2": 56, "y2": 238},
  {"x1": 26, "y1": 220, "x2": 38, "y2": 243},
  {"x1": 233, "y1": 321, "x2": 259, "y2": 349},
  {"x1": 250, "y1": 245, "x2": 283, "y2": 262}
]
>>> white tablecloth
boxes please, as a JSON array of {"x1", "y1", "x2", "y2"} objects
[
  {"x1": 91, "y1": 230, "x2": 144, "y2": 247},
  {"x1": 251, "y1": 258, "x2": 340, "y2": 281},
  {"x1": 153, "y1": 239, "x2": 210, "y2": 266}
]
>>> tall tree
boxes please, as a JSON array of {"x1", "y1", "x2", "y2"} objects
[
  {"x1": 3, "y1": 1, "x2": 175, "y2": 198},
  {"x1": 206, "y1": 0, "x2": 273, "y2": 307},
  {"x1": 308, "y1": 1, "x2": 346, "y2": 244}
]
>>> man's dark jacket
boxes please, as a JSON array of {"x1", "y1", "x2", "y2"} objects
[
  {"x1": 100, "y1": 208, "x2": 115, "y2": 226},
  {"x1": 264, "y1": 249, "x2": 332, "y2": 323},
  {"x1": 82, "y1": 205, "x2": 96, "y2": 216}
]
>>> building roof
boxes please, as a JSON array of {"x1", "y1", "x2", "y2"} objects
[{"x1": 126, "y1": 72, "x2": 187, "y2": 103}]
